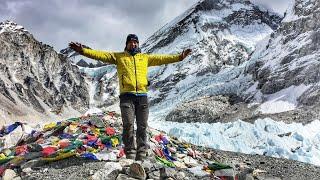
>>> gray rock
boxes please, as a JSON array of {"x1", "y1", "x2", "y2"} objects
[
  {"x1": 141, "y1": 159, "x2": 154, "y2": 173},
  {"x1": 148, "y1": 170, "x2": 160, "y2": 180},
  {"x1": 160, "y1": 167, "x2": 176, "y2": 179},
  {"x1": 123, "y1": 166, "x2": 131, "y2": 175},
  {"x1": 23, "y1": 152, "x2": 42, "y2": 160},
  {"x1": 22, "y1": 167, "x2": 33, "y2": 173},
  {"x1": 92, "y1": 162, "x2": 122, "y2": 180},
  {"x1": 187, "y1": 166, "x2": 210, "y2": 177},
  {"x1": 20, "y1": 158, "x2": 46, "y2": 169},
  {"x1": 148, "y1": 158, "x2": 163, "y2": 171},
  {"x1": 255, "y1": 175, "x2": 281, "y2": 180},
  {"x1": 3, "y1": 169, "x2": 21, "y2": 180},
  {"x1": 116, "y1": 173, "x2": 139, "y2": 180},
  {"x1": 119, "y1": 158, "x2": 135, "y2": 167},
  {"x1": 237, "y1": 167, "x2": 254, "y2": 180},
  {"x1": 245, "y1": 174, "x2": 254, "y2": 180},
  {"x1": 175, "y1": 171, "x2": 186, "y2": 180},
  {"x1": 90, "y1": 170, "x2": 95, "y2": 175},
  {"x1": 214, "y1": 169, "x2": 235, "y2": 178}
]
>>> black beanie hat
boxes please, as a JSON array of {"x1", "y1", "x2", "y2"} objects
[{"x1": 126, "y1": 34, "x2": 139, "y2": 45}]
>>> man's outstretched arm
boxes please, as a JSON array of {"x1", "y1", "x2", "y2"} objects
[
  {"x1": 148, "y1": 49, "x2": 192, "y2": 67},
  {"x1": 69, "y1": 42, "x2": 116, "y2": 64}
]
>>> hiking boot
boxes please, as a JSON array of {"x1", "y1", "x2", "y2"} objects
[
  {"x1": 126, "y1": 153, "x2": 135, "y2": 160},
  {"x1": 135, "y1": 152, "x2": 148, "y2": 161}
]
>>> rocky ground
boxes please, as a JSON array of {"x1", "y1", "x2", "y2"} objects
[{"x1": 18, "y1": 145, "x2": 320, "y2": 180}]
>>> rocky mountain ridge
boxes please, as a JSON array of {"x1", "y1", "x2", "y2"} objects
[{"x1": 0, "y1": 20, "x2": 90, "y2": 124}]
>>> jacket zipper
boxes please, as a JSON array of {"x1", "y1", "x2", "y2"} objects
[{"x1": 132, "y1": 55, "x2": 138, "y2": 92}]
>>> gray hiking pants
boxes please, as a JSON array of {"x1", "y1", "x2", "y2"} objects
[{"x1": 119, "y1": 94, "x2": 149, "y2": 159}]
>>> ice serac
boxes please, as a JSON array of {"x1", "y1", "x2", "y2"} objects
[
  {"x1": 0, "y1": 20, "x2": 90, "y2": 124},
  {"x1": 140, "y1": 0, "x2": 282, "y2": 122}
]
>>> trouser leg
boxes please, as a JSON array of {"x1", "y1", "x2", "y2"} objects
[
  {"x1": 135, "y1": 96, "x2": 149, "y2": 160},
  {"x1": 120, "y1": 96, "x2": 136, "y2": 159}
]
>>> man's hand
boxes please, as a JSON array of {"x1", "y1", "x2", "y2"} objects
[
  {"x1": 180, "y1": 49, "x2": 192, "y2": 60},
  {"x1": 69, "y1": 42, "x2": 84, "y2": 54}
]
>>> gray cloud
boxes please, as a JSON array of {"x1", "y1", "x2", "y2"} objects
[
  {"x1": 0, "y1": 0, "x2": 197, "y2": 51},
  {"x1": 0, "y1": 0, "x2": 292, "y2": 51}
]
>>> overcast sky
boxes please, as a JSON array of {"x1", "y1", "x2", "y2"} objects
[{"x1": 0, "y1": 0, "x2": 291, "y2": 51}]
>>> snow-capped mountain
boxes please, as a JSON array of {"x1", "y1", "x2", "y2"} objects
[
  {"x1": 0, "y1": 20, "x2": 90, "y2": 124},
  {"x1": 142, "y1": 0, "x2": 282, "y2": 122}
]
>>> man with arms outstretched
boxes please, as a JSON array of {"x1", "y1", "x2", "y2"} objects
[{"x1": 69, "y1": 34, "x2": 191, "y2": 161}]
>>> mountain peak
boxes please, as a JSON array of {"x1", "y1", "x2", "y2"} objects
[
  {"x1": 0, "y1": 20, "x2": 29, "y2": 34},
  {"x1": 142, "y1": 0, "x2": 282, "y2": 54}
]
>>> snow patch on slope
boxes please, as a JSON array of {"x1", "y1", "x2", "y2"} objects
[
  {"x1": 258, "y1": 84, "x2": 311, "y2": 114},
  {"x1": 227, "y1": 23, "x2": 274, "y2": 50}
]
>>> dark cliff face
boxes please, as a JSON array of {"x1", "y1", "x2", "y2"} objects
[{"x1": 0, "y1": 21, "x2": 89, "y2": 119}]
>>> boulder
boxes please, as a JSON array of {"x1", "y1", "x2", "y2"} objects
[{"x1": 92, "y1": 162, "x2": 122, "y2": 180}]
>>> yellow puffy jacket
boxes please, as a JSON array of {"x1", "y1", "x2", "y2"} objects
[{"x1": 82, "y1": 48, "x2": 182, "y2": 94}]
